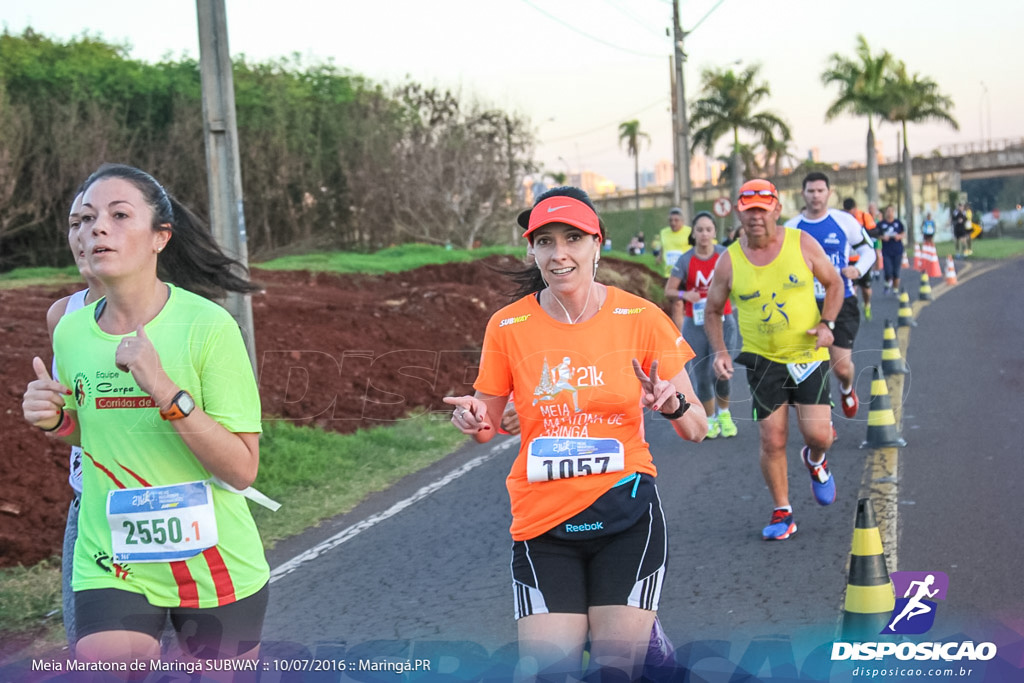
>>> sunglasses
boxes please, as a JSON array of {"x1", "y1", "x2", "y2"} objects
[{"x1": 739, "y1": 189, "x2": 778, "y2": 199}]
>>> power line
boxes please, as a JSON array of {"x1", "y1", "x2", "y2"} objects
[
  {"x1": 519, "y1": 0, "x2": 665, "y2": 59},
  {"x1": 600, "y1": 0, "x2": 668, "y2": 40}
]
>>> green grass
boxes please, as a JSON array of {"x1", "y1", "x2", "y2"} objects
[
  {"x1": 0, "y1": 266, "x2": 81, "y2": 289},
  {"x1": 254, "y1": 243, "x2": 521, "y2": 274},
  {"x1": 934, "y1": 236, "x2": 1024, "y2": 260},
  {"x1": 0, "y1": 558, "x2": 63, "y2": 635},
  {"x1": 250, "y1": 414, "x2": 467, "y2": 545}
]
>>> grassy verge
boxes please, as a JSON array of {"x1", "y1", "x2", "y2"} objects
[
  {"x1": 0, "y1": 266, "x2": 81, "y2": 290},
  {"x1": 254, "y1": 243, "x2": 521, "y2": 274},
  {"x1": 0, "y1": 415, "x2": 467, "y2": 656},
  {"x1": 934, "y1": 236, "x2": 1024, "y2": 260}
]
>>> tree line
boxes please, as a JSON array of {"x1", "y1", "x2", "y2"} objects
[{"x1": 0, "y1": 29, "x2": 535, "y2": 273}]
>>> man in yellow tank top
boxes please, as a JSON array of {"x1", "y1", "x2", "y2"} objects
[
  {"x1": 658, "y1": 207, "x2": 693, "y2": 329},
  {"x1": 704, "y1": 179, "x2": 844, "y2": 541}
]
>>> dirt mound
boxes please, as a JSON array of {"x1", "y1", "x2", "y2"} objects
[{"x1": 0, "y1": 255, "x2": 661, "y2": 567}]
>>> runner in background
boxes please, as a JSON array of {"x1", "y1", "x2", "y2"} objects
[
  {"x1": 786, "y1": 174, "x2": 875, "y2": 425},
  {"x1": 657, "y1": 207, "x2": 693, "y2": 330},
  {"x1": 445, "y1": 186, "x2": 706, "y2": 681},
  {"x1": 664, "y1": 211, "x2": 738, "y2": 439},
  {"x1": 843, "y1": 197, "x2": 877, "y2": 320},
  {"x1": 706, "y1": 179, "x2": 842, "y2": 541}
]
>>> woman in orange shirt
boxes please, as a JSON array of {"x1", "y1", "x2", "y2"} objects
[{"x1": 445, "y1": 186, "x2": 706, "y2": 681}]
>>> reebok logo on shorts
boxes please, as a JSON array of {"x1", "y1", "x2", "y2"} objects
[{"x1": 565, "y1": 521, "x2": 604, "y2": 533}]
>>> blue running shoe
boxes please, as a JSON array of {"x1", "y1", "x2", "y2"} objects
[
  {"x1": 762, "y1": 508, "x2": 797, "y2": 540},
  {"x1": 801, "y1": 446, "x2": 836, "y2": 505}
]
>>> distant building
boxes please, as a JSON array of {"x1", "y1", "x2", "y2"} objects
[
  {"x1": 654, "y1": 159, "x2": 674, "y2": 187},
  {"x1": 571, "y1": 170, "x2": 616, "y2": 196}
]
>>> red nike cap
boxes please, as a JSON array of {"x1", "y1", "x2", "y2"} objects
[{"x1": 518, "y1": 196, "x2": 602, "y2": 241}]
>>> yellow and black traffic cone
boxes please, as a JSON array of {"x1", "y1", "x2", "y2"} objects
[
  {"x1": 880, "y1": 320, "x2": 908, "y2": 376},
  {"x1": 841, "y1": 498, "x2": 895, "y2": 640},
  {"x1": 896, "y1": 289, "x2": 916, "y2": 327},
  {"x1": 861, "y1": 367, "x2": 907, "y2": 448},
  {"x1": 918, "y1": 271, "x2": 932, "y2": 302}
]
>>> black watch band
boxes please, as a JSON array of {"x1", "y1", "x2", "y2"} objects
[{"x1": 660, "y1": 392, "x2": 690, "y2": 420}]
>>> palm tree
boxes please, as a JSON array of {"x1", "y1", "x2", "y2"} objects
[
  {"x1": 761, "y1": 121, "x2": 797, "y2": 178},
  {"x1": 618, "y1": 120, "x2": 650, "y2": 229},
  {"x1": 689, "y1": 65, "x2": 790, "y2": 221},
  {"x1": 821, "y1": 35, "x2": 895, "y2": 208},
  {"x1": 883, "y1": 62, "x2": 959, "y2": 249}
]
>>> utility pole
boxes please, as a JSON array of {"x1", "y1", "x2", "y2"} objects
[
  {"x1": 196, "y1": 0, "x2": 257, "y2": 373},
  {"x1": 672, "y1": 0, "x2": 693, "y2": 224}
]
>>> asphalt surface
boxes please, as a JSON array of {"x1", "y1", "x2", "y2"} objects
[{"x1": 257, "y1": 259, "x2": 1023, "y2": 681}]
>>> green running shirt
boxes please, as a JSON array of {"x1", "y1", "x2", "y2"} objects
[{"x1": 54, "y1": 284, "x2": 267, "y2": 608}]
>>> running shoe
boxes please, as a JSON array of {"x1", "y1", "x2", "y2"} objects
[
  {"x1": 762, "y1": 508, "x2": 797, "y2": 541},
  {"x1": 863, "y1": 303, "x2": 872, "y2": 321},
  {"x1": 801, "y1": 446, "x2": 836, "y2": 506},
  {"x1": 840, "y1": 387, "x2": 859, "y2": 418},
  {"x1": 718, "y1": 410, "x2": 737, "y2": 437},
  {"x1": 706, "y1": 415, "x2": 721, "y2": 439}
]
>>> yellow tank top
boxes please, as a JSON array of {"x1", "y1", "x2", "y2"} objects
[
  {"x1": 660, "y1": 225, "x2": 692, "y2": 277},
  {"x1": 729, "y1": 227, "x2": 829, "y2": 364}
]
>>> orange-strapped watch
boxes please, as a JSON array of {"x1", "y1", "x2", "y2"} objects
[{"x1": 160, "y1": 390, "x2": 196, "y2": 421}]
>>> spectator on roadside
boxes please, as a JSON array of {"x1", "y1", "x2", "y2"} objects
[
  {"x1": 921, "y1": 212, "x2": 936, "y2": 244},
  {"x1": 628, "y1": 231, "x2": 646, "y2": 256},
  {"x1": 705, "y1": 179, "x2": 842, "y2": 541},
  {"x1": 952, "y1": 203, "x2": 969, "y2": 258}
]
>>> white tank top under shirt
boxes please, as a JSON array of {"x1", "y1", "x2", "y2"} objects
[{"x1": 53, "y1": 288, "x2": 89, "y2": 496}]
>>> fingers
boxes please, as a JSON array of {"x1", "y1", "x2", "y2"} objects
[
  {"x1": 32, "y1": 356, "x2": 52, "y2": 382},
  {"x1": 649, "y1": 359, "x2": 661, "y2": 385},
  {"x1": 444, "y1": 395, "x2": 491, "y2": 433},
  {"x1": 630, "y1": 358, "x2": 649, "y2": 384},
  {"x1": 29, "y1": 356, "x2": 70, "y2": 396}
]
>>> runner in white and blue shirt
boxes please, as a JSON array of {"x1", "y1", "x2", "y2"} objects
[{"x1": 785, "y1": 172, "x2": 876, "y2": 424}]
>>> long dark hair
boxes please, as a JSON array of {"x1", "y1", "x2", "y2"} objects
[
  {"x1": 81, "y1": 163, "x2": 260, "y2": 300},
  {"x1": 505, "y1": 186, "x2": 606, "y2": 299}
]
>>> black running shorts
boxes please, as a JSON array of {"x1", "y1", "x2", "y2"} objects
[
  {"x1": 75, "y1": 583, "x2": 269, "y2": 658},
  {"x1": 736, "y1": 352, "x2": 831, "y2": 421},
  {"x1": 510, "y1": 478, "x2": 667, "y2": 618},
  {"x1": 817, "y1": 296, "x2": 861, "y2": 350}
]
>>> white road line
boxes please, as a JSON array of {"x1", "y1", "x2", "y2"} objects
[{"x1": 269, "y1": 437, "x2": 518, "y2": 583}]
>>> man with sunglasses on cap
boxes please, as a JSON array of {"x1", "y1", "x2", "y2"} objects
[
  {"x1": 704, "y1": 179, "x2": 843, "y2": 541},
  {"x1": 786, "y1": 173, "x2": 875, "y2": 426}
]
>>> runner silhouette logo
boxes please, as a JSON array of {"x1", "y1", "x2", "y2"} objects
[{"x1": 881, "y1": 571, "x2": 949, "y2": 635}]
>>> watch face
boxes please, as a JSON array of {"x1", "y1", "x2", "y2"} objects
[{"x1": 177, "y1": 391, "x2": 196, "y2": 415}]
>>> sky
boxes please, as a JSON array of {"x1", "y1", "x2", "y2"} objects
[{"x1": 4, "y1": 0, "x2": 1023, "y2": 189}]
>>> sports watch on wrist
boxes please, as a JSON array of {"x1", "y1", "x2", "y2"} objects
[
  {"x1": 160, "y1": 389, "x2": 196, "y2": 421},
  {"x1": 659, "y1": 392, "x2": 690, "y2": 420},
  {"x1": 820, "y1": 319, "x2": 836, "y2": 331}
]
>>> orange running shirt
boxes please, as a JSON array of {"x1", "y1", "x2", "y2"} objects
[{"x1": 474, "y1": 287, "x2": 694, "y2": 541}]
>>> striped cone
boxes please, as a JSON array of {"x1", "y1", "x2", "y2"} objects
[
  {"x1": 913, "y1": 243, "x2": 923, "y2": 270},
  {"x1": 925, "y1": 243, "x2": 942, "y2": 277},
  {"x1": 881, "y1": 320, "x2": 908, "y2": 376},
  {"x1": 861, "y1": 367, "x2": 907, "y2": 448},
  {"x1": 945, "y1": 256, "x2": 958, "y2": 285},
  {"x1": 896, "y1": 289, "x2": 916, "y2": 327},
  {"x1": 918, "y1": 271, "x2": 933, "y2": 301},
  {"x1": 841, "y1": 498, "x2": 895, "y2": 640},
  {"x1": 901, "y1": 250, "x2": 910, "y2": 270}
]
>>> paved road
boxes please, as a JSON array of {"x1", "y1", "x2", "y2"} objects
[{"x1": 257, "y1": 262, "x2": 1023, "y2": 681}]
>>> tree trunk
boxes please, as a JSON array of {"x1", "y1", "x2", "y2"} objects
[
  {"x1": 634, "y1": 153, "x2": 641, "y2": 231},
  {"x1": 730, "y1": 141, "x2": 743, "y2": 231},
  {"x1": 903, "y1": 141, "x2": 914, "y2": 256},
  {"x1": 866, "y1": 122, "x2": 880, "y2": 208}
]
